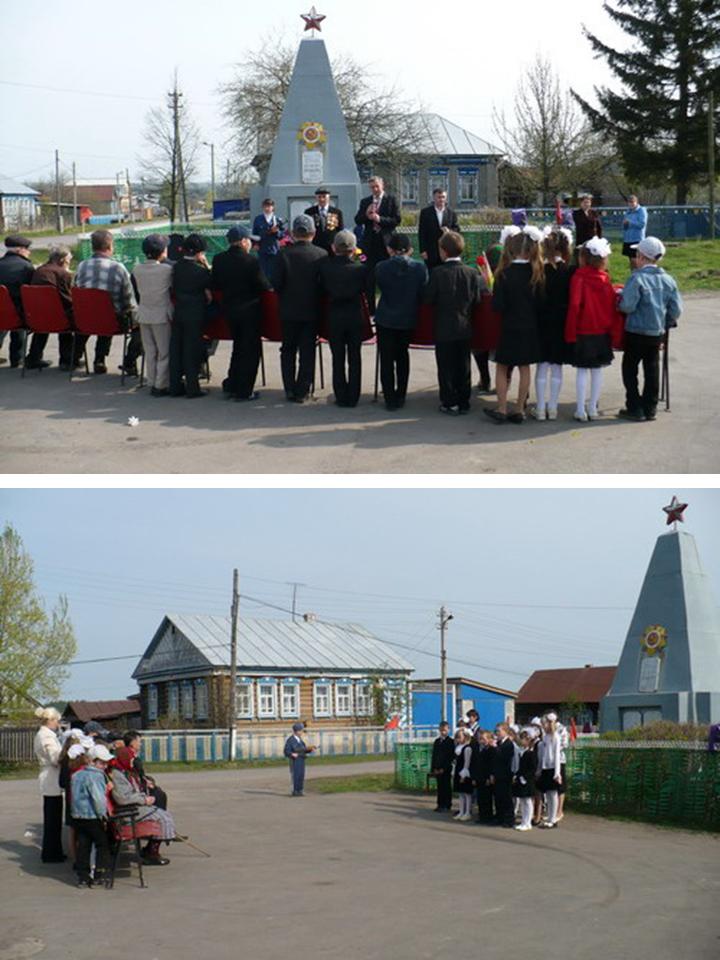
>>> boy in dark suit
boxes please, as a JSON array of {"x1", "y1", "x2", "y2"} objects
[
  {"x1": 252, "y1": 198, "x2": 286, "y2": 284},
  {"x1": 354, "y1": 177, "x2": 401, "y2": 313},
  {"x1": 318, "y1": 230, "x2": 367, "y2": 407},
  {"x1": 490, "y1": 724, "x2": 516, "y2": 827},
  {"x1": 425, "y1": 231, "x2": 485, "y2": 415},
  {"x1": 305, "y1": 188, "x2": 344, "y2": 254},
  {"x1": 430, "y1": 721, "x2": 455, "y2": 812},
  {"x1": 374, "y1": 233, "x2": 428, "y2": 410},
  {"x1": 418, "y1": 189, "x2": 460, "y2": 271},
  {"x1": 274, "y1": 214, "x2": 328, "y2": 402}
]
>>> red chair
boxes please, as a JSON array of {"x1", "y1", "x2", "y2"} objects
[
  {"x1": 472, "y1": 292, "x2": 502, "y2": 353},
  {"x1": 70, "y1": 287, "x2": 130, "y2": 383},
  {"x1": 0, "y1": 286, "x2": 24, "y2": 362},
  {"x1": 20, "y1": 285, "x2": 74, "y2": 377}
]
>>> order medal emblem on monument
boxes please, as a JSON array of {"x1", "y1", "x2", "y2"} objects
[{"x1": 298, "y1": 121, "x2": 327, "y2": 184}]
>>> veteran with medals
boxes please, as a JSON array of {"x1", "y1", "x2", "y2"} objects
[{"x1": 305, "y1": 188, "x2": 344, "y2": 255}]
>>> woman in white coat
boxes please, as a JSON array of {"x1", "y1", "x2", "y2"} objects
[{"x1": 33, "y1": 706, "x2": 66, "y2": 862}]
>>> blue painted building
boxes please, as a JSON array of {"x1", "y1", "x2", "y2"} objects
[{"x1": 411, "y1": 677, "x2": 517, "y2": 731}]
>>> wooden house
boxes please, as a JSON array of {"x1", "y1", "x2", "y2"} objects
[{"x1": 132, "y1": 614, "x2": 414, "y2": 730}]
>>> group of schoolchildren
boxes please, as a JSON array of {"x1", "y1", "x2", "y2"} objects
[
  {"x1": 33, "y1": 707, "x2": 175, "y2": 888},
  {"x1": 430, "y1": 711, "x2": 569, "y2": 832}
]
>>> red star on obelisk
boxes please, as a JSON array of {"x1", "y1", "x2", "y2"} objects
[
  {"x1": 301, "y1": 6, "x2": 326, "y2": 35},
  {"x1": 663, "y1": 495, "x2": 688, "y2": 529}
]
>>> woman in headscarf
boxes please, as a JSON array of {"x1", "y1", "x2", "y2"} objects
[
  {"x1": 108, "y1": 746, "x2": 176, "y2": 865},
  {"x1": 33, "y1": 706, "x2": 66, "y2": 863}
]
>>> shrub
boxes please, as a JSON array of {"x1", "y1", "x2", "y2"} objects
[{"x1": 599, "y1": 720, "x2": 709, "y2": 742}]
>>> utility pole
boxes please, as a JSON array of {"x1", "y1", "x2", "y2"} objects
[
  {"x1": 168, "y1": 85, "x2": 178, "y2": 223},
  {"x1": 228, "y1": 568, "x2": 239, "y2": 762},
  {"x1": 438, "y1": 607, "x2": 453, "y2": 724},
  {"x1": 126, "y1": 168, "x2": 133, "y2": 224},
  {"x1": 54, "y1": 149, "x2": 62, "y2": 232},
  {"x1": 203, "y1": 141, "x2": 216, "y2": 211},
  {"x1": 288, "y1": 582, "x2": 305, "y2": 623},
  {"x1": 710, "y1": 89, "x2": 716, "y2": 241},
  {"x1": 72, "y1": 162, "x2": 78, "y2": 230},
  {"x1": 171, "y1": 74, "x2": 189, "y2": 224}
]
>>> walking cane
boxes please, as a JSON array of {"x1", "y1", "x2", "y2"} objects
[{"x1": 660, "y1": 329, "x2": 670, "y2": 411}]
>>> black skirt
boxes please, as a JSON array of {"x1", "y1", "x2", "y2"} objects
[
  {"x1": 537, "y1": 768, "x2": 561, "y2": 792},
  {"x1": 557, "y1": 763, "x2": 567, "y2": 796},
  {"x1": 512, "y1": 776, "x2": 534, "y2": 799},
  {"x1": 495, "y1": 323, "x2": 543, "y2": 366},
  {"x1": 571, "y1": 333, "x2": 613, "y2": 369}
]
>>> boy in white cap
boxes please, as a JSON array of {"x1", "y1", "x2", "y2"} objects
[
  {"x1": 618, "y1": 237, "x2": 682, "y2": 422},
  {"x1": 70, "y1": 743, "x2": 112, "y2": 887}
]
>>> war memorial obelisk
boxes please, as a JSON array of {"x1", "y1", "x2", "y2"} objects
[
  {"x1": 600, "y1": 498, "x2": 720, "y2": 731},
  {"x1": 250, "y1": 8, "x2": 362, "y2": 223}
]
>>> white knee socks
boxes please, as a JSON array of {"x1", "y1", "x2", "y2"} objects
[
  {"x1": 535, "y1": 362, "x2": 549, "y2": 412},
  {"x1": 575, "y1": 368, "x2": 588, "y2": 416},
  {"x1": 535, "y1": 363, "x2": 563, "y2": 413},
  {"x1": 545, "y1": 790, "x2": 558, "y2": 824},
  {"x1": 589, "y1": 368, "x2": 603, "y2": 416},
  {"x1": 458, "y1": 793, "x2": 471, "y2": 817},
  {"x1": 519, "y1": 797, "x2": 533, "y2": 828},
  {"x1": 550, "y1": 365, "x2": 563, "y2": 410}
]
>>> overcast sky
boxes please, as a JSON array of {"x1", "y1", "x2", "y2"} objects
[
  {"x1": 2, "y1": 488, "x2": 717, "y2": 702},
  {"x1": 0, "y1": 0, "x2": 628, "y2": 184}
]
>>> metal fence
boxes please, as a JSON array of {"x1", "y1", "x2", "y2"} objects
[{"x1": 394, "y1": 740, "x2": 720, "y2": 830}]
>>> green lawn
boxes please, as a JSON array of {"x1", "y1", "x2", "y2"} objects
[
  {"x1": 0, "y1": 752, "x2": 392, "y2": 781},
  {"x1": 609, "y1": 239, "x2": 720, "y2": 293},
  {"x1": 307, "y1": 773, "x2": 396, "y2": 794}
]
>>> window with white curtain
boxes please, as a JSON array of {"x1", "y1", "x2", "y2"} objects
[
  {"x1": 181, "y1": 682, "x2": 194, "y2": 720},
  {"x1": 258, "y1": 682, "x2": 277, "y2": 718},
  {"x1": 281, "y1": 682, "x2": 299, "y2": 718},
  {"x1": 236, "y1": 682, "x2": 253, "y2": 719},
  {"x1": 355, "y1": 682, "x2": 372, "y2": 716},
  {"x1": 314, "y1": 682, "x2": 331, "y2": 717},
  {"x1": 335, "y1": 682, "x2": 353, "y2": 716},
  {"x1": 194, "y1": 680, "x2": 209, "y2": 720}
]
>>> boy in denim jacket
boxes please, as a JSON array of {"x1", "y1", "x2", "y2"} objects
[{"x1": 618, "y1": 237, "x2": 682, "y2": 421}]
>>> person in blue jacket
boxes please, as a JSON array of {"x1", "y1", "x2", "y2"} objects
[
  {"x1": 618, "y1": 237, "x2": 682, "y2": 422},
  {"x1": 252, "y1": 198, "x2": 286, "y2": 285},
  {"x1": 622, "y1": 195, "x2": 648, "y2": 263},
  {"x1": 283, "y1": 722, "x2": 316, "y2": 797},
  {"x1": 374, "y1": 233, "x2": 428, "y2": 411}
]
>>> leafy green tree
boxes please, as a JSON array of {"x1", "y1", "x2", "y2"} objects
[
  {"x1": 573, "y1": 0, "x2": 720, "y2": 204},
  {"x1": 0, "y1": 524, "x2": 76, "y2": 720}
]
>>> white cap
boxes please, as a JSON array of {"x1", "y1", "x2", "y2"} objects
[
  {"x1": 585, "y1": 237, "x2": 612, "y2": 258},
  {"x1": 636, "y1": 237, "x2": 666, "y2": 261},
  {"x1": 89, "y1": 744, "x2": 113, "y2": 762}
]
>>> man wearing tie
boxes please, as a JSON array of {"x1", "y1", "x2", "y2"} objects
[
  {"x1": 418, "y1": 188, "x2": 460, "y2": 271},
  {"x1": 305, "y1": 188, "x2": 344, "y2": 254},
  {"x1": 252, "y1": 198, "x2": 286, "y2": 285},
  {"x1": 354, "y1": 176, "x2": 401, "y2": 313},
  {"x1": 283, "y1": 722, "x2": 316, "y2": 797}
]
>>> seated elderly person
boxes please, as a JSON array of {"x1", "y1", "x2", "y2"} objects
[
  {"x1": 108, "y1": 746, "x2": 176, "y2": 865},
  {"x1": 0, "y1": 233, "x2": 49, "y2": 369},
  {"x1": 123, "y1": 729, "x2": 168, "y2": 809},
  {"x1": 31, "y1": 245, "x2": 86, "y2": 370}
]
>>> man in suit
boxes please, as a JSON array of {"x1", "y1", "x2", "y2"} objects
[
  {"x1": 573, "y1": 193, "x2": 603, "y2": 247},
  {"x1": 252, "y1": 198, "x2": 286, "y2": 284},
  {"x1": 425, "y1": 231, "x2": 485, "y2": 415},
  {"x1": 430, "y1": 721, "x2": 455, "y2": 812},
  {"x1": 318, "y1": 230, "x2": 368, "y2": 407},
  {"x1": 211, "y1": 225, "x2": 272, "y2": 401},
  {"x1": 305, "y1": 188, "x2": 344, "y2": 254},
  {"x1": 274, "y1": 214, "x2": 328, "y2": 403},
  {"x1": 490, "y1": 724, "x2": 516, "y2": 827},
  {"x1": 374, "y1": 233, "x2": 428, "y2": 410},
  {"x1": 418, "y1": 189, "x2": 460, "y2": 271},
  {"x1": 354, "y1": 176, "x2": 401, "y2": 313},
  {"x1": 283, "y1": 722, "x2": 315, "y2": 797}
]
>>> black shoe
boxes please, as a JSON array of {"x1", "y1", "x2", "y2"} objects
[
  {"x1": 439, "y1": 404, "x2": 460, "y2": 415},
  {"x1": 141, "y1": 855, "x2": 170, "y2": 865},
  {"x1": 507, "y1": 412, "x2": 525, "y2": 424},
  {"x1": 288, "y1": 395, "x2": 305, "y2": 404},
  {"x1": 385, "y1": 401, "x2": 400, "y2": 411},
  {"x1": 42, "y1": 855, "x2": 67, "y2": 863},
  {"x1": 483, "y1": 408, "x2": 507, "y2": 424},
  {"x1": 10, "y1": 360, "x2": 20, "y2": 368},
  {"x1": 59, "y1": 362, "x2": 72, "y2": 371},
  {"x1": 458, "y1": 406, "x2": 470, "y2": 415},
  {"x1": 150, "y1": 387, "x2": 170, "y2": 397},
  {"x1": 643, "y1": 408, "x2": 657, "y2": 421},
  {"x1": 93, "y1": 362, "x2": 107, "y2": 375},
  {"x1": 235, "y1": 391, "x2": 260, "y2": 402},
  {"x1": 118, "y1": 364, "x2": 139, "y2": 377},
  {"x1": 76, "y1": 878, "x2": 92, "y2": 888},
  {"x1": 617, "y1": 407, "x2": 645, "y2": 422},
  {"x1": 24, "y1": 359, "x2": 51, "y2": 370},
  {"x1": 186, "y1": 390, "x2": 208, "y2": 399}
]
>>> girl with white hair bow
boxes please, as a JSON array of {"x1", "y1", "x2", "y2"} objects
[{"x1": 533, "y1": 227, "x2": 575, "y2": 420}]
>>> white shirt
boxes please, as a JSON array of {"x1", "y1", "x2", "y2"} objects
[
  {"x1": 435, "y1": 205, "x2": 446, "y2": 227},
  {"x1": 537, "y1": 732, "x2": 562, "y2": 777}
]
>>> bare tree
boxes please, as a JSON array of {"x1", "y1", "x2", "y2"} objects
[
  {"x1": 139, "y1": 74, "x2": 201, "y2": 222},
  {"x1": 493, "y1": 55, "x2": 612, "y2": 205},
  {"x1": 220, "y1": 37, "x2": 427, "y2": 182}
]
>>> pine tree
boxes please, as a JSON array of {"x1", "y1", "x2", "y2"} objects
[{"x1": 573, "y1": 0, "x2": 720, "y2": 204}]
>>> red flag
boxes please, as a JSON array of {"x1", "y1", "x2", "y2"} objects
[
  {"x1": 570, "y1": 717, "x2": 578, "y2": 741},
  {"x1": 384, "y1": 714, "x2": 401, "y2": 730}
]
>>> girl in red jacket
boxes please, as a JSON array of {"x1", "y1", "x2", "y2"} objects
[{"x1": 565, "y1": 237, "x2": 616, "y2": 421}]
